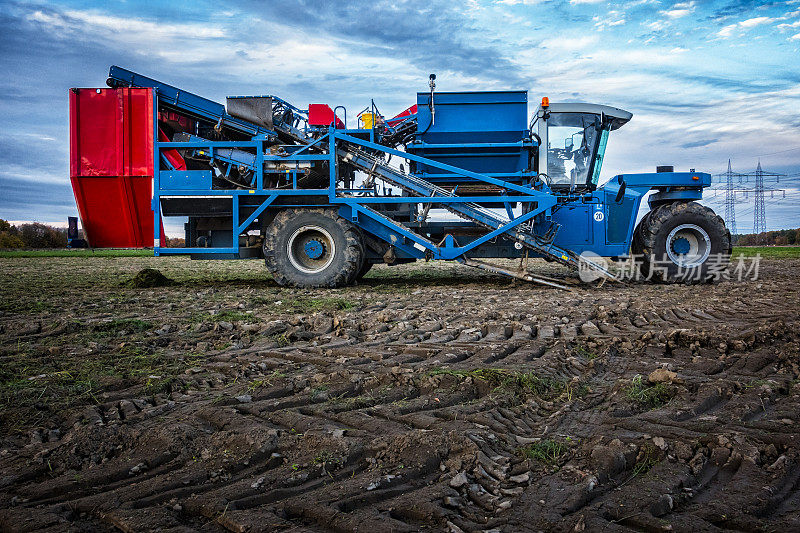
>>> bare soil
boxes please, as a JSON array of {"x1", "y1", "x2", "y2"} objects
[{"x1": 1, "y1": 256, "x2": 799, "y2": 532}]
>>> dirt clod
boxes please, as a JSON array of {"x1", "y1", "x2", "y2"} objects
[
  {"x1": 125, "y1": 267, "x2": 173, "y2": 288},
  {"x1": 648, "y1": 367, "x2": 678, "y2": 384}
]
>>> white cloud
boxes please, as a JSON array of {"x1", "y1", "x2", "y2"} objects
[
  {"x1": 570, "y1": 0, "x2": 604, "y2": 4},
  {"x1": 717, "y1": 23, "x2": 738, "y2": 37},
  {"x1": 661, "y1": 1, "x2": 696, "y2": 19},
  {"x1": 539, "y1": 35, "x2": 600, "y2": 50},
  {"x1": 644, "y1": 19, "x2": 668, "y2": 31},
  {"x1": 594, "y1": 11, "x2": 626, "y2": 30},
  {"x1": 8, "y1": 1, "x2": 800, "y2": 234},
  {"x1": 20, "y1": 133, "x2": 57, "y2": 142},
  {"x1": 718, "y1": 16, "x2": 780, "y2": 38},
  {"x1": 496, "y1": 0, "x2": 543, "y2": 5},
  {"x1": 739, "y1": 16, "x2": 774, "y2": 28},
  {"x1": 28, "y1": 10, "x2": 225, "y2": 40}
]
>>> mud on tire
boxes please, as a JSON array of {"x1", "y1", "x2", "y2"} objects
[
  {"x1": 633, "y1": 201, "x2": 731, "y2": 284},
  {"x1": 263, "y1": 208, "x2": 365, "y2": 288}
]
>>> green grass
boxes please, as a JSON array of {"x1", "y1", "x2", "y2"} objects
[
  {"x1": 430, "y1": 368, "x2": 566, "y2": 399},
  {"x1": 732, "y1": 246, "x2": 800, "y2": 259},
  {"x1": 269, "y1": 332, "x2": 292, "y2": 347},
  {"x1": 0, "y1": 249, "x2": 152, "y2": 258},
  {"x1": 247, "y1": 370, "x2": 288, "y2": 393},
  {"x1": 631, "y1": 444, "x2": 660, "y2": 478},
  {"x1": 1, "y1": 246, "x2": 794, "y2": 261},
  {"x1": 518, "y1": 438, "x2": 571, "y2": 466},
  {"x1": 625, "y1": 375, "x2": 674, "y2": 409},
  {"x1": 0, "y1": 343, "x2": 194, "y2": 432},
  {"x1": 574, "y1": 345, "x2": 598, "y2": 361}
]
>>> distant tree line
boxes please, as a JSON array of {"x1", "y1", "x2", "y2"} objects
[
  {"x1": 0, "y1": 219, "x2": 67, "y2": 248},
  {"x1": 0, "y1": 218, "x2": 186, "y2": 249},
  {"x1": 733, "y1": 228, "x2": 800, "y2": 246},
  {"x1": 2, "y1": 217, "x2": 797, "y2": 250}
]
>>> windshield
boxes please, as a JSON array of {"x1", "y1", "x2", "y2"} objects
[{"x1": 546, "y1": 112, "x2": 601, "y2": 189}]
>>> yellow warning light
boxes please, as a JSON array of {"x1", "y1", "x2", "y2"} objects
[
  {"x1": 692, "y1": 176, "x2": 699, "y2": 180},
  {"x1": 541, "y1": 97, "x2": 550, "y2": 108}
]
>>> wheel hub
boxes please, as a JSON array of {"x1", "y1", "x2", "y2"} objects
[
  {"x1": 671, "y1": 237, "x2": 691, "y2": 255},
  {"x1": 287, "y1": 225, "x2": 336, "y2": 274},
  {"x1": 666, "y1": 224, "x2": 711, "y2": 268},
  {"x1": 304, "y1": 239, "x2": 325, "y2": 260}
]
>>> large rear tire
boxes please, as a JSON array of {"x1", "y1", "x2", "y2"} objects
[
  {"x1": 263, "y1": 208, "x2": 364, "y2": 288},
  {"x1": 634, "y1": 202, "x2": 731, "y2": 283}
]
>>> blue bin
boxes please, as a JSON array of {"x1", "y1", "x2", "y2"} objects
[{"x1": 409, "y1": 91, "x2": 530, "y2": 183}]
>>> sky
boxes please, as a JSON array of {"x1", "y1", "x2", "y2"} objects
[{"x1": 1, "y1": 0, "x2": 799, "y2": 236}]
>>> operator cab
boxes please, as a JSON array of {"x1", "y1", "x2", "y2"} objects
[{"x1": 532, "y1": 101, "x2": 632, "y2": 193}]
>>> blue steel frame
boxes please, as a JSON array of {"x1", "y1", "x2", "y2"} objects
[
  {"x1": 151, "y1": 85, "x2": 557, "y2": 260},
  {"x1": 145, "y1": 79, "x2": 712, "y2": 264}
]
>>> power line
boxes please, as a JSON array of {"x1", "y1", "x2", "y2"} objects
[
  {"x1": 712, "y1": 160, "x2": 790, "y2": 236},
  {"x1": 753, "y1": 146, "x2": 800, "y2": 157}
]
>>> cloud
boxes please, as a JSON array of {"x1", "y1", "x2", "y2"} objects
[
  {"x1": 644, "y1": 19, "x2": 669, "y2": 31},
  {"x1": 716, "y1": 15, "x2": 780, "y2": 38},
  {"x1": 717, "y1": 23, "x2": 739, "y2": 37},
  {"x1": 496, "y1": 0, "x2": 543, "y2": 5},
  {"x1": 681, "y1": 139, "x2": 718, "y2": 149},
  {"x1": 661, "y1": 1, "x2": 696, "y2": 19},
  {"x1": 739, "y1": 16, "x2": 774, "y2": 28},
  {"x1": 236, "y1": 0, "x2": 527, "y2": 86},
  {"x1": 538, "y1": 35, "x2": 600, "y2": 50},
  {"x1": 1, "y1": 0, "x2": 799, "y2": 233},
  {"x1": 28, "y1": 9, "x2": 226, "y2": 39},
  {"x1": 594, "y1": 12, "x2": 626, "y2": 30}
]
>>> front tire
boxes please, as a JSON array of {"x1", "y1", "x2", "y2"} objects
[
  {"x1": 263, "y1": 208, "x2": 364, "y2": 288},
  {"x1": 634, "y1": 202, "x2": 731, "y2": 283}
]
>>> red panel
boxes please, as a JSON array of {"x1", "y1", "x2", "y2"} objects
[
  {"x1": 70, "y1": 89, "x2": 120, "y2": 176},
  {"x1": 70, "y1": 175, "x2": 163, "y2": 248},
  {"x1": 122, "y1": 89, "x2": 154, "y2": 176},
  {"x1": 159, "y1": 128, "x2": 186, "y2": 171},
  {"x1": 308, "y1": 103, "x2": 344, "y2": 128},
  {"x1": 70, "y1": 88, "x2": 153, "y2": 177},
  {"x1": 69, "y1": 87, "x2": 163, "y2": 248},
  {"x1": 387, "y1": 104, "x2": 417, "y2": 125}
]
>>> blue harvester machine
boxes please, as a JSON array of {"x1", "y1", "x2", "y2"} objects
[{"x1": 95, "y1": 67, "x2": 731, "y2": 288}]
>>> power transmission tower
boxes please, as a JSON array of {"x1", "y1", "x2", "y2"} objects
[
  {"x1": 753, "y1": 161, "x2": 766, "y2": 241},
  {"x1": 729, "y1": 161, "x2": 786, "y2": 239},
  {"x1": 724, "y1": 159, "x2": 737, "y2": 235}
]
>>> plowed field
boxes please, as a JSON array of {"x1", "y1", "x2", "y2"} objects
[{"x1": 1, "y1": 256, "x2": 798, "y2": 532}]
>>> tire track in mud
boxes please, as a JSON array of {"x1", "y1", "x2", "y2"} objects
[{"x1": 2, "y1": 259, "x2": 800, "y2": 531}]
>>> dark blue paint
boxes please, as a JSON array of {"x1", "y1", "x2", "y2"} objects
[{"x1": 304, "y1": 239, "x2": 324, "y2": 259}]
